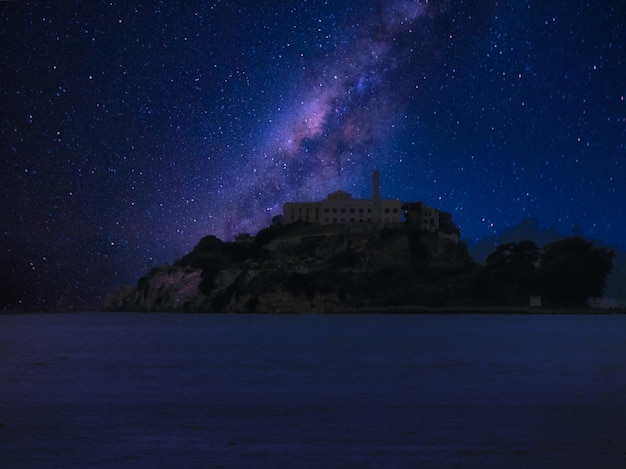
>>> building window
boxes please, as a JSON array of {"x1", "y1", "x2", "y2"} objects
[
  {"x1": 340, "y1": 208, "x2": 345, "y2": 213},
  {"x1": 384, "y1": 208, "x2": 390, "y2": 214},
  {"x1": 332, "y1": 208, "x2": 337, "y2": 213},
  {"x1": 393, "y1": 208, "x2": 398, "y2": 213},
  {"x1": 324, "y1": 208, "x2": 329, "y2": 213}
]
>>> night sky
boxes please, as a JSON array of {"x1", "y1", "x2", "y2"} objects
[{"x1": 1, "y1": 1, "x2": 625, "y2": 310}]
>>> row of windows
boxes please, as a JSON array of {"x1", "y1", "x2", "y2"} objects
[
  {"x1": 291, "y1": 207, "x2": 399, "y2": 215},
  {"x1": 288, "y1": 213, "x2": 401, "y2": 225},
  {"x1": 323, "y1": 207, "x2": 399, "y2": 214},
  {"x1": 322, "y1": 218, "x2": 398, "y2": 224},
  {"x1": 324, "y1": 207, "x2": 369, "y2": 214}
]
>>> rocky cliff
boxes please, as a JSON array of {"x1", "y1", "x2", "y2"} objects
[{"x1": 103, "y1": 222, "x2": 478, "y2": 313}]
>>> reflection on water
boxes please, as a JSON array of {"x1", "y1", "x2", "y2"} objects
[{"x1": 1, "y1": 313, "x2": 625, "y2": 468}]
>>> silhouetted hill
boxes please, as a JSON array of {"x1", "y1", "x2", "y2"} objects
[{"x1": 104, "y1": 222, "x2": 478, "y2": 313}]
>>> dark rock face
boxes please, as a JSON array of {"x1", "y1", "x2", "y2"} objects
[{"x1": 103, "y1": 223, "x2": 478, "y2": 313}]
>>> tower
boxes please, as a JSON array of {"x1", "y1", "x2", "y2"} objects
[{"x1": 371, "y1": 167, "x2": 381, "y2": 226}]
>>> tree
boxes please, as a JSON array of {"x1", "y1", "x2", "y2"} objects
[
  {"x1": 538, "y1": 237, "x2": 614, "y2": 307},
  {"x1": 486, "y1": 240, "x2": 541, "y2": 273},
  {"x1": 481, "y1": 241, "x2": 541, "y2": 304}
]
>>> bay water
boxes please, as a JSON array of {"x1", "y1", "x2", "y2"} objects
[{"x1": 1, "y1": 312, "x2": 625, "y2": 468}]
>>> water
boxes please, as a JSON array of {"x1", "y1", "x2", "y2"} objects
[{"x1": 1, "y1": 313, "x2": 625, "y2": 468}]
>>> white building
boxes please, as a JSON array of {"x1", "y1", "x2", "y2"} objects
[{"x1": 283, "y1": 169, "x2": 402, "y2": 227}]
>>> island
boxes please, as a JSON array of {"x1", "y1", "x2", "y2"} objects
[
  {"x1": 104, "y1": 170, "x2": 614, "y2": 313},
  {"x1": 103, "y1": 219, "x2": 614, "y2": 314}
]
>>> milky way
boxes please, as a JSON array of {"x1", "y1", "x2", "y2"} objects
[{"x1": 213, "y1": 1, "x2": 459, "y2": 238}]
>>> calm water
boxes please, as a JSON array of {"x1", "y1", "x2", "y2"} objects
[{"x1": 1, "y1": 312, "x2": 625, "y2": 468}]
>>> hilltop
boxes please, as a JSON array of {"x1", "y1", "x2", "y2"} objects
[{"x1": 103, "y1": 221, "x2": 477, "y2": 313}]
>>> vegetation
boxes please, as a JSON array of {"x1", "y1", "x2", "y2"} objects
[
  {"x1": 476, "y1": 237, "x2": 614, "y2": 307},
  {"x1": 538, "y1": 237, "x2": 614, "y2": 307}
]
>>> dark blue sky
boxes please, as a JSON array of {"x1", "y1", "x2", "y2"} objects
[{"x1": 1, "y1": 1, "x2": 624, "y2": 310}]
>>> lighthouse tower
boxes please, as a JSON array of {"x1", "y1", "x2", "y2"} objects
[{"x1": 371, "y1": 167, "x2": 381, "y2": 226}]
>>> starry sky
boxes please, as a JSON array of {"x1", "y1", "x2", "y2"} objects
[{"x1": 1, "y1": 0, "x2": 625, "y2": 311}]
